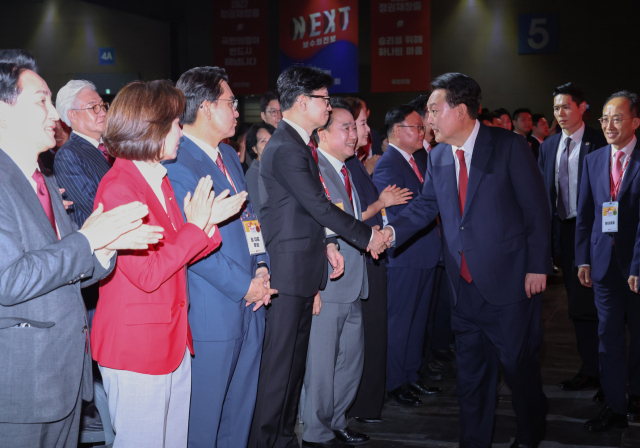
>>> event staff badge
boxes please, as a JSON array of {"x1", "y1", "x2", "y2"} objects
[
  {"x1": 325, "y1": 200, "x2": 344, "y2": 238},
  {"x1": 381, "y1": 208, "x2": 389, "y2": 227},
  {"x1": 602, "y1": 202, "x2": 619, "y2": 233},
  {"x1": 241, "y1": 213, "x2": 266, "y2": 255}
]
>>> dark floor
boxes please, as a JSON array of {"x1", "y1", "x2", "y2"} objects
[{"x1": 298, "y1": 271, "x2": 640, "y2": 448}]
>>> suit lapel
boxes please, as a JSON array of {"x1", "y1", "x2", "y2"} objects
[
  {"x1": 601, "y1": 145, "x2": 612, "y2": 199},
  {"x1": 318, "y1": 152, "x2": 354, "y2": 215},
  {"x1": 463, "y1": 126, "x2": 493, "y2": 217},
  {"x1": 388, "y1": 146, "x2": 422, "y2": 189},
  {"x1": 618, "y1": 141, "x2": 640, "y2": 200},
  {"x1": 44, "y1": 173, "x2": 73, "y2": 237}
]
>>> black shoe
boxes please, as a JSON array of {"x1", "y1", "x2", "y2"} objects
[
  {"x1": 302, "y1": 439, "x2": 351, "y2": 448},
  {"x1": 421, "y1": 364, "x2": 443, "y2": 381},
  {"x1": 353, "y1": 417, "x2": 382, "y2": 424},
  {"x1": 558, "y1": 373, "x2": 600, "y2": 391},
  {"x1": 510, "y1": 440, "x2": 540, "y2": 448},
  {"x1": 433, "y1": 348, "x2": 456, "y2": 363},
  {"x1": 584, "y1": 406, "x2": 628, "y2": 431},
  {"x1": 628, "y1": 394, "x2": 640, "y2": 421},
  {"x1": 593, "y1": 388, "x2": 605, "y2": 403},
  {"x1": 408, "y1": 380, "x2": 441, "y2": 395},
  {"x1": 333, "y1": 427, "x2": 370, "y2": 446},
  {"x1": 388, "y1": 386, "x2": 421, "y2": 407}
]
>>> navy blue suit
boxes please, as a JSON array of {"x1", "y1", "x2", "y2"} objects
[
  {"x1": 575, "y1": 140, "x2": 640, "y2": 414},
  {"x1": 373, "y1": 145, "x2": 441, "y2": 391},
  {"x1": 165, "y1": 137, "x2": 268, "y2": 448},
  {"x1": 538, "y1": 126, "x2": 605, "y2": 379},
  {"x1": 389, "y1": 124, "x2": 550, "y2": 447}
]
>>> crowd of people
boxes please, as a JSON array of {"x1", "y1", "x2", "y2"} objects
[{"x1": 0, "y1": 47, "x2": 639, "y2": 448}]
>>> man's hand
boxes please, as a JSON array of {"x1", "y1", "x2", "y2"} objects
[
  {"x1": 578, "y1": 266, "x2": 593, "y2": 288},
  {"x1": 366, "y1": 226, "x2": 390, "y2": 260},
  {"x1": 364, "y1": 154, "x2": 381, "y2": 175},
  {"x1": 525, "y1": 273, "x2": 547, "y2": 298},
  {"x1": 104, "y1": 224, "x2": 165, "y2": 251},
  {"x1": 629, "y1": 275, "x2": 639, "y2": 293},
  {"x1": 312, "y1": 291, "x2": 322, "y2": 316},
  {"x1": 59, "y1": 188, "x2": 73, "y2": 210},
  {"x1": 245, "y1": 276, "x2": 278, "y2": 311},
  {"x1": 380, "y1": 226, "x2": 394, "y2": 245},
  {"x1": 327, "y1": 243, "x2": 345, "y2": 279},
  {"x1": 81, "y1": 202, "x2": 151, "y2": 251}
]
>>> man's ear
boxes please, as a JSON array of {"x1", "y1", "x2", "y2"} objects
[
  {"x1": 260, "y1": 111, "x2": 267, "y2": 122},
  {"x1": 67, "y1": 110, "x2": 76, "y2": 126},
  {"x1": 201, "y1": 101, "x2": 213, "y2": 121},
  {"x1": 296, "y1": 95, "x2": 307, "y2": 112},
  {"x1": 317, "y1": 127, "x2": 327, "y2": 143},
  {"x1": 457, "y1": 104, "x2": 468, "y2": 122},
  {"x1": 579, "y1": 101, "x2": 587, "y2": 115}
]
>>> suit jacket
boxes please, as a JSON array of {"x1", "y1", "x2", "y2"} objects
[
  {"x1": 538, "y1": 125, "x2": 606, "y2": 256},
  {"x1": 390, "y1": 124, "x2": 551, "y2": 305},
  {"x1": 245, "y1": 159, "x2": 262, "y2": 222},
  {"x1": 575, "y1": 141, "x2": 640, "y2": 281},
  {"x1": 373, "y1": 145, "x2": 441, "y2": 269},
  {"x1": 0, "y1": 149, "x2": 114, "y2": 424},
  {"x1": 91, "y1": 159, "x2": 222, "y2": 375},
  {"x1": 317, "y1": 151, "x2": 368, "y2": 303},
  {"x1": 164, "y1": 138, "x2": 269, "y2": 342},
  {"x1": 259, "y1": 120, "x2": 372, "y2": 297},
  {"x1": 527, "y1": 135, "x2": 540, "y2": 161},
  {"x1": 54, "y1": 133, "x2": 111, "y2": 227}
]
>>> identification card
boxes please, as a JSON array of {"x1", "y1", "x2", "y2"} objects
[
  {"x1": 241, "y1": 213, "x2": 266, "y2": 255},
  {"x1": 325, "y1": 201, "x2": 344, "y2": 238},
  {"x1": 381, "y1": 207, "x2": 389, "y2": 227},
  {"x1": 602, "y1": 202, "x2": 619, "y2": 233}
]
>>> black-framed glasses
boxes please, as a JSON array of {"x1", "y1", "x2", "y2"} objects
[
  {"x1": 397, "y1": 125, "x2": 426, "y2": 134},
  {"x1": 217, "y1": 98, "x2": 239, "y2": 111},
  {"x1": 266, "y1": 108, "x2": 282, "y2": 117},
  {"x1": 599, "y1": 116, "x2": 631, "y2": 126},
  {"x1": 71, "y1": 102, "x2": 109, "y2": 114},
  {"x1": 307, "y1": 95, "x2": 331, "y2": 105}
]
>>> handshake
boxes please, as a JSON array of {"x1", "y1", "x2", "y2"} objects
[{"x1": 366, "y1": 226, "x2": 395, "y2": 259}]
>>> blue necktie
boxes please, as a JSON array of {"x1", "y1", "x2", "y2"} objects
[{"x1": 557, "y1": 138, "x2": 572, "y2": 220}]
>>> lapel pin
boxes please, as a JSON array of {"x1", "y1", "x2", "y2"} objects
[{"x1": 586, "y1": 142, "x2": 590, "y2": 146}]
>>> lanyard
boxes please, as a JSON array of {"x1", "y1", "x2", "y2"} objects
[
  {"x1": 610, "y1": 153, "x2": 631, "y2": 201},
  {"x1": 319, "y1": 172, "x2": 331, "y2": 201}
]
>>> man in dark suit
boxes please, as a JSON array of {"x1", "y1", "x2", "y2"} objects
[
  {"x1": 373, "y1": 105, "x2": 442, "y2": 406},
  {"x1": 529, "y1": 114, "x2": 549, "y2": 159},
  {"x1": 0, "y1": 61, "x2": 161, "y2": 448},
  {"x1": 248, "y1": 66, "x2": 389, "y2": 448},
  {"x1": 538, "y1": 83, "x2": 607, "y2": 399},
  {"x1": 576, "y1": 91, "x2": 640, "y2": 431},
  {"x1": 513, "y1": 108, "x2": 538, "y2": 159},
  {"x1": 381, "y1": 73, "x2": 550, "y2": 448},
  {"x1": 166, "y1": 66, "x2": 275, "y2": 448}
]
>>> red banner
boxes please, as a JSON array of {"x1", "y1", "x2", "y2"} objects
[
  {"x1": 370, "y1": 0, "x2": 431, "y2": 93},
  {"x1": 213, "y1": 0, "x2": 269, "y2": 95}
]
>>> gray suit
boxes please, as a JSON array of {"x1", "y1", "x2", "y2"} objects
[
  {"x1": 0, "y1": 149, "x2": 114, "y2": 447},
  {"x1": 302, "y1": 151, "x2": 367, "y2": 443}
]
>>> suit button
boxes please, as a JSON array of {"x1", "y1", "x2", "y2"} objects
[
  {"x1": 180, "y1": 301, "x2": 185, "y2": 307},
  {"x1": 458, "y1": 250, "x2": 462, "y2": 255},
  {"x1": 460, "y1": 226, "x2": 465, "y2": 230},
  {"x1": 82, "y1": 325, "x2": 88, "y2": 333}
]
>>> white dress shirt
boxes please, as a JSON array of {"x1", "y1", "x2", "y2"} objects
[
  {"x1": 317, "y1": 147, "x2": 357, "y2": 213},
  {"x1": 423, "y1": 140, "x2": 431, "y2": 152},
  {"x1": 133, "y1": 161, "x2": 168, "y2": 212},
  {"x1": 282, "y1": 118, "x2": 311, "y2": 145},
  {"x1": 452, "y1": 120, "x2": 481, "y2": 190},
  {"x1": 611, "y1": 135, "x2": 637, "y2": 187},
  {"x1": 72, "y1": 130, "x2": 101, "y2": 148},
  {"x1": 555, "y1": 122, "x2": 585, "y2": 219},
  {"x1": 183, "y1": 133, "x2": 237, "y2": 192}
]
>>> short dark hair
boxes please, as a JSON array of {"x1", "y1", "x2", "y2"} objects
[
  {"x1": 176, "y1": 66, "x2": 229, "y2": 125},
  {"x1": 103, "y1": 80, "x2": 185, "y2": 162},
  {"x1": 478, "y1": 112, "x2": 493, "y2": 124},
  {"x1": 352, "y1": 94, "x2": 368, "y2": 109},
  {"x1": 553, "y1": 82, "x2": 585, "y2": 107},
  {"x1": 343, "y1": 97, "x2": 363, "y2": 121},
  {"x1": 512, "y1": 108, "x2": 532, "y2": 122},
  {"x1": 604, "y1": 90, "x2": 639, "y2": 118},
  {"x1": 384, "y1": 104, "x2": 418, "y2": 137},
  {"x1": 0, "y1": 49, "x2": 37, "y2": 72},
  {"x1": 494, "y1": 108, "x2": 511, "y2": 119},
  {"x1": 313, "y1": 96, "x2": 351, "y2": 141},
  {"x1": 234, "y1": 122, "x2": 253, "y2": 141},
  {"x1": 531, "y1": 113, "x2": 546, "y2": 127},
  {"x1": 277, "y1": 66, "x2": 333, "y2": 112},
  {"x1": 0, "y1": 63, "x2": 31, "y2": 106},
  {"x1": 245, "y1": 122, "x2": 276, "y2": 152},
  {"x1": 430, "y1": 73, "x2": 481, "y2": 120},
  {"x1": 260, "y1": 91, "x2": 279, "y2": 113},
  {"x1": 408, "y1": 94, "x2": 430, "y2": 119}
]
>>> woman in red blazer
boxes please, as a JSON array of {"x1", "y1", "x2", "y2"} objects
[{"x1": 90, "y1": 80, "x2": 247, "y2": 448}]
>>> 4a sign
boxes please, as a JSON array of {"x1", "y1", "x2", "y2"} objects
[
  {"x1": 518, "y1": 14, "x2": 558, "y2": 54},
  {"x1": 291, "y1": 7, "x2": 351, "y2": 40},
  {"x1": 99, "y1": 47, "x2": 115, "y2": 65}
]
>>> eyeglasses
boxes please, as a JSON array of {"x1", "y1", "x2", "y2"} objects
[
  {"x1": 71, "y1": 102, "x2": 109, "y2": 114},
  {"x1": 266, "y1": 108, "x2": 282, "y2": 117},
  {"x1": 307, "y1": 95, "x2": 331, "y2": 105},
  {"x1": 397, "y1": 125, "x2": 426, "y2": 134},
  {"x1": 599, "y1": 116, "x2": 631, "y2": 126},
  {"x1": 217, "y1": 98, "x2": 239, "y2": 111}
]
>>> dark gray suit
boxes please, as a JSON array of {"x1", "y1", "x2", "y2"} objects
[
  {"x1": 0, "y1": 149, "x2": 114, "y2": 447},
  {"x1": 301, "y1": 151, "x2": 367, "y2": 443}
]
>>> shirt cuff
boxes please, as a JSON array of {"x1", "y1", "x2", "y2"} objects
[
  {"x1": 95, "y1": 249, "x2": 116, "y2": 269},
  {"x1": 578, "y1": 264, "x2": 590, "y2": 267},
  {"x1": 369, "y1": 229, "x2": 374, "y2": 243},
  {"x1": 385, "y1": 225, "x2": 396, "y2": 247},
  {"x1": 207, "y1": 225, "x2": 217, "y2": 238}
]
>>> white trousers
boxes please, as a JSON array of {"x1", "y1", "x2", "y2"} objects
[{"x1": 99, "y1": 347, "x2": 191, "y2": 448}]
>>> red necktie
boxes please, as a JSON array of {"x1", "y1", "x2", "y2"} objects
[
  {"x1": 214, "y1": 153, "x2": 237, "y2": 192},
  {"x1": 340, "y1": 165, "x2": 353, "y2": 202},
  {"x1": 32, "y1": 169, "x2": 58, "y2": 238},
  {"x1": 612, "y1": 150, "x2": 625, "y2": 200},
  {"x1": 409, "y1": 157, "x2": 424, "y2": 183},
  {"x1": 455, "y1": 149, "x2": 472, "y2": 283},
  {"x1": 308, "y1": 140, "x2": 319, "y2": 165},
  {"x1": 98, "y1": 143, "x2": 114, "y2": 166}
]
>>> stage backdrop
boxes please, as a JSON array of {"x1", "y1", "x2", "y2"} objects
[
  {"x1": 213, "y1": 0, "x2": 269, "y2": 95},
  {"x1": 370, "y1": 0, "x2": 431, "y2": 93},
  {"x1": 280, "y1": 0, "x2": 359, "y2": 93}
]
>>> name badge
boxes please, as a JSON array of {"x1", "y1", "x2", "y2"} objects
[
  {"x1": 325, "y1": 201, "x2": 344, "y2": 237},
  {"x1": 602, "y1": 202, "x2": 618, "y2": 233},
  {"x1": 381, "y1": 207, "x2": 389, "y2": 227},
  {"x1": 241, "y1": 213, "x2": 266, "y2": 255}
]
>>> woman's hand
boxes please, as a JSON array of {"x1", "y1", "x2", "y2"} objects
[
  {"x1": 379, "y1": 184, "x2": 413, "y2": 208},
  {"x1": 364, "y1": 154, "x2": 380, "y2": 175},
  {"x1": 207, "y1": 189, "x2": 248, "y2": 226},
  {"x1": 183, "y1": 176, "x2": 215, "y2": 230}
]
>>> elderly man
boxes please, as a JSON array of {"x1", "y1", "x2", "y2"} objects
[{"x1": 0, "y1": 60, "x2": 161, "y2": 448}]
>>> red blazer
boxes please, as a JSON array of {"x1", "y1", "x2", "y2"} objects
[{"x1": 91, "y1": 159, "x2": 222, "y2": 375}]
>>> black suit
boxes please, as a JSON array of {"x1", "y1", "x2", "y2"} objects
[
  {"x1": 538, "y1": 125, "x2": 607, "y2": 378},
  {"x1": 249, "y1": 120, "x2": 371, "y2": 448},
  {"x1": 527, "y1": 135, "x2": 541, "y2": 160}
]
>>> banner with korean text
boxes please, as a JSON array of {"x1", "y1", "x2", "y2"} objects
[
  {"x1": 213, "y1": 0, "x2": 269, "y2": 95},
  {"x1": 280, "y1": 0, "x2": 359, "y2": 93},
  {"x1": 370, "y1": 0, "x2": 430, "y2": 93}
]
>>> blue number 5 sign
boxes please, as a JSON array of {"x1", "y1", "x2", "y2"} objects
[{"x1": 518, "y1": 14, "x2": 558, "y2": 54}]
